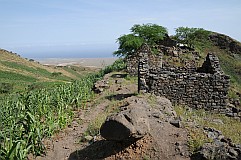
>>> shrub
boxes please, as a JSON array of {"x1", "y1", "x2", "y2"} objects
[
  {"x1": 51, "y1": 72, "x2": 62, "y2": 77},
  {"x1": 0, "y1": 82, "x2": 13, "y2": 94}
]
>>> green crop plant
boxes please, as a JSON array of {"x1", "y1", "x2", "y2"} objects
[{"x1": 0, "y1": 59, "x2": 125, "y2": 159}]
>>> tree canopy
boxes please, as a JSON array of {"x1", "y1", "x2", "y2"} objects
[
  {"x1": 113, "y1": 23, "x2": 168, "y2": 57},
  {"x1": 174, "y1": 27, "x2": 211, "y2": 48}
]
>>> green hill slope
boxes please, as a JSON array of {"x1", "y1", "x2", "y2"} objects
[
  {"x1": 208, "y1": 32, "x2": 241, "y2": 86},
  {"x1": 0, "y1": 49, "x2": 95, "y2": 93}
]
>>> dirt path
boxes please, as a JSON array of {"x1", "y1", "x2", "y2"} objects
[
  {"x1": 35, "y1": 99, "x2": 108, "y2": 160},
  {"x1": 33, "y1": 72, "x2": 190, "y2": 160}
]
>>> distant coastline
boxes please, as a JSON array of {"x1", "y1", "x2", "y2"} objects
[{"x1": 36, "y1": 57, "x2": 118, "y2": 68}]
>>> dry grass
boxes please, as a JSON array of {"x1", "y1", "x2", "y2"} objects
[
  {"x1": 85, "y1": 113, "x2": 108, "y2": 136},
  {"x1": 174, "y1": 105, "x2": 241, "y2": 153}
]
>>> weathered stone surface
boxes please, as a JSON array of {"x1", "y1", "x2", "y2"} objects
[
  {"x1": 209, "y1": 32, "x2": 241, "y2": 55},
  {"x1": 100, "y1": 105, "x2": 150, "y2": 141},
  {"x1": 155, "y1": 97, "x2": 177, "y2": 117},
  {"x1": 138, "y1": 52, "x2": 231, "y2": 115},
  {"x1": 170, "y1": 119, "x2": 182, "y2": 128},
  {"x1": 192, "y1": 127, "x2": 241, "y2": 160},
  {"x1": 92, "y1": 80, "x2": 109, "y2": 93},
  {"x1": 192, "y1": 139, "x2": 241, "y2": 160},
  {"x1": 100, "y1": 96, "x2": 178, "y2": 142}
]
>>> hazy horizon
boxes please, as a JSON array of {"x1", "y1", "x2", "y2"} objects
[
  {"x1": 2, "y1": 43, "x2": 117, "y2": 59},
  {"x1": 1, "y1": 0, "x2": 241, "y2": 59}
]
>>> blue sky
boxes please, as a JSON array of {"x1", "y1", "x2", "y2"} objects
[{"x1": 1, "y1": 0, "x2": 241, "y2": 58}]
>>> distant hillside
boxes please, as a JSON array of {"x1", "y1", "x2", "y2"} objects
[
  {"x1": 0, "y1": 49, "x2": 96, "y2": 92},
  {"x1": 205, "y1": 32, "x2": 241, "y2": 88},
  {"x1": 209, "y1": 32, "x2": 241, "y2": 55},
  {"x1": 176, "y1": 31, "x2": 241, "y2": 106}
]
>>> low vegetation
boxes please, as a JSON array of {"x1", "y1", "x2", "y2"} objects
[
  {"x1": 0, "y1": 49, "x2": 100, "y2": 93},
  {"x1": 175, "y1": 106, "x2": 241, "y2": 153},
  {"x1": 0, "y1": 82, "x2": 13, "y2": 94},
  {"x1": 0, "y1": 59, "x2": 125, "y2": 159}
]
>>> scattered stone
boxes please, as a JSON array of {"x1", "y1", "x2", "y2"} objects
[
  {"x1": 226, "y1": 112, "x2": 234, "y2": 117},
  {"x1": 204, "y1": 127, "x2": 222, "y2": 140},
  {"x1": 192, "y1": 141, "x2": 241, "y2": 160},
  {"x1": 63, "y1": 146, "x2": 69, "y2": 149},
  {"x1": 192, "y1": 127, "x2": 241, "y2": 160},
  {"x1": 170, "y1": 119, "x2": 182, "y2": 128},
  {"x1": 92, "y1": 80, "x2": 109, "y2": 93},
  {"x1": 115, "y1": 79, "x2": 123, "y2": 84}
]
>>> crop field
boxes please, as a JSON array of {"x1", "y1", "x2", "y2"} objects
[{"x1": 0, "y1": 59, "x2": 126, "y2": 159}]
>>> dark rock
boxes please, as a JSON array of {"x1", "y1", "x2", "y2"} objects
[
  {"x1": 192, "y1": 141, "x2": 241, "y2": 160},
  {"x1": 209, "y1": 32, "x2": 241, "y2": 55},
  {"x1": 232, "y1": 107, "x2": 239, "y2": 113},
  {"x1": 170, "y1": 119, "x2": 182, "y2": 128},
  {"x1": 100, "y1": 105, "x2": 150, "y2": 141},
  {"x1": 226, "y1": 112, "x2": 234, "y2": 117},
  {"x1": 100, "y1": 114, "x2": 133, "y2": 141},
  {"x1": 193, "y1": 127, "x2": 241, "y2": 160}
]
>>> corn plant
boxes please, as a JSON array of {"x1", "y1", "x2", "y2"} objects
[{"x1": 0, "y1": 59, "x2": 125, "y2": 159}]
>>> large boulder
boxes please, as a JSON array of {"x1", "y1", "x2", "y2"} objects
[
  {"x1": 100, "y1": 96, "x2": 178, "y2": 141},
  {"x1": 100, "y1": 104, "x2": 150, "y2": 141}
]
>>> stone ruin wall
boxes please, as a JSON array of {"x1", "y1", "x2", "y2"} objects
[
  {"x1": 126, "y1": 49, "x2": 163, "y2": 76},
  {"x1": 137, "y1": 45, "x2": 231, "y2": 113},
  {"x1": 126, "y1": 40, "x2": 200, "y2": 76},
  {"x1": 147, "y1": 68, "x2": 230, "y2": 112}
]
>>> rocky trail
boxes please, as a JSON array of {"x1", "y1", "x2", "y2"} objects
[{"x1": 33, "y1": 72, "x2": 190, "y2": 160}]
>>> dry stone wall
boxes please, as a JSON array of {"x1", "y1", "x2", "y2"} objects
[
  {"x1": 126, "y1": 44, "x2": 163, "y2": 76},
  {"x1": 126, "y1": 43, "x2": 200, "y2": 76},
  {"x1": 138, "y1": 51, "x2": 230, "y2": 112}
]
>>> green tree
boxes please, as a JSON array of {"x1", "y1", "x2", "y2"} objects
[
  {"x1": 113, "y1": 34, "x2": 144, "y2": 57},
  {"x1": 113, "y1": 23, "x2": 168, "y2": 57},
  {"x1": 174, "y1": 27, "x2": 211, "y2": 49},
  {"x1": 131, "y1": 24, "x2": 168, "y2": 46}
]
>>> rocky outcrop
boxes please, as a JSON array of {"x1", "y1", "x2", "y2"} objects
[
  {"x1": 192, "y1": 127, "x2": 241, "y2": 160},
  {"x1": 209, "y1": 32, "x2": 241, "y2": 55}
]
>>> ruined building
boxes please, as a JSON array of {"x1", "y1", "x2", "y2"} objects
[{"x1": 128, "y1": 44, "x2": 230, "y2": 112}]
